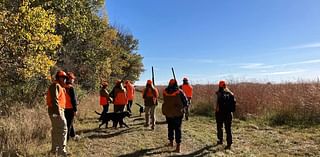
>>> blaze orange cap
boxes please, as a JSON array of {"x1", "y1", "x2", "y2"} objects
[
  {"x1": 101, "y1": 82, "x2": 108, "y2": 86},
  {"x1": 219, "y1": 80, "x2": 226, "y2": 88},
  {"x1": 147, "y1": 80, "x2": 152, "y2": 85},
  {"x1": 56, "y1": 70, "x2": 67, "y2": 78},
  {"x1": 169, "y1": 79, "x2": 177, "y2": 86}
]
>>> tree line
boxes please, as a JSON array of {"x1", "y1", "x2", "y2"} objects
[{"x1": 0, "y1": 0, "x2": 143, "y2": 107}]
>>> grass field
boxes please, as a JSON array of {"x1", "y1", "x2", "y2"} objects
[
  {"x1": 25, "y1": 92, "x2": 320, "y2": 157},
  {"x1": 1, "y1": 84, "x2": 320, "y2": 157}
]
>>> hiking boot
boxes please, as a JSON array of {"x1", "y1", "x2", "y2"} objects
[
  {"x1": 174, "y1": 143, "x2": 181, "y2": 153},
  {"x1": 167, "y1": 141, "x2": 174, "y2": 147},
  {"x1": 144, "y1": 124, "x2": 149, "y2": 127},
  {"x1": 216, "y1": 141, "x2": 223, "y2": 145},
  {"x1": 224, "y1": 144, "x2": 231, "y2": 150},
  {"x1": 151, "y1": 125, "x2": 155, "y2": 130}
]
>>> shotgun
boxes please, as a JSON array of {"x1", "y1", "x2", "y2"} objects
[
  {"x1": 171, "y1": 67, "x2": 178, "y2": 87},
  {"x1": 152, "y1": 66, "x2": 158, "y2": 105}
]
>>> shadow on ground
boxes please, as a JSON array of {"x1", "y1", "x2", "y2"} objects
[
  {"x1": 132, "y1": 117, "x2": 145, "y2": 121},
  {"x1": 81, "y1": 127, "x2": 142, "y2": 139},
  {"x1": 168, "y1": 145, "x2": 217, "y2": 157},
  {"x1": 117, "y1": 146, "x2": 170, "y2": 157},
  {"x1": 117, "y1": 145, "x2": 218, "y2": 157},
  {"x1": 155, "y1": 120, "x2": 167, "y2": 125}
]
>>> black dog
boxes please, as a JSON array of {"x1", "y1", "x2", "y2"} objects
[
  {"x1": 135, "y1": 103, "x2": 144, "y2": 116},
  {"x1": 95, "y1": 111, "x2": 131, "y2": 128}
]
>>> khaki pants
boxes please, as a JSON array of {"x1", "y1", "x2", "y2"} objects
[
  {"x1": 145, "y1": 105, "x2": 156, "y2": 126},
  {"x1": 49, "y1": 109, "x2": 67, "y2": 155}
]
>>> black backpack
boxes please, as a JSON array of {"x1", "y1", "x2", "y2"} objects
[{"x1": 220, "y1": 91, "x2": 236, "y2": 112}]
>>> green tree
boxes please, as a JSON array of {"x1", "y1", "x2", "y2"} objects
[
  {"x1": 0, "y1": 0, "x2": 144, "y2": 106},
  {"x1": 0, "y1": 0, "x2": 61, "y2": 105}
]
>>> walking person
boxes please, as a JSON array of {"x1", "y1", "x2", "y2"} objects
[
  {"x1": 64, "y1": 72, "x2": 78, "y2": 141},
  {"x1": 110, "y1": 80, "x2": 128, "y2": 113},
  {"x1": 142, "y1": 80, "x2": 159, "y2": 130},
  {"x1": 125, "y1": 80, "x2": 135, "y2": 113},
  {"x1": 179, "y1": 77, "x2": 193, "y2": 120},
  {"x1": 162, "y1": 79, "x2": 188, "y2": 153},
  {"x1": 215, "y1": 80, "x2": 236, "y2": 150},
  {"x1": 100, "y1": 82, "x2": 112, "y2": 115},
  {"x1": 46, "y1": 71, "x2": 68, "y2": 156}
]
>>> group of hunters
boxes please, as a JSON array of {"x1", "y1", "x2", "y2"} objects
[{"x1": 46, "y1": 70, "x2": 236, "y2": 156}]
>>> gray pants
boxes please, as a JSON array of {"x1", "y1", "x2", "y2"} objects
[
  {"x1": 49, "y1": 109, "x2": 67, "y2": 155},
  {"x1": 145, "y1": 105, "x2": 156, "y2": 126}
]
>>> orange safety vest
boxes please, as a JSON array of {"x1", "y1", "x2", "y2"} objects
[
  {"x1": 143, "y1": 88, "x2": 159, "y2": 98},
  {"x1": 100, "y1": 96, "x2": 107, "y2": 106},
  {"x1": 100, "y1": 88, "x2": 109, "y2": 106},
  {"x1": 126, "y1": 83, "x2": 135, "y2": 100},
  {"x1": 65, "y1": 85, "x2": 73, "y2": 109},
  {"x1": 46, "y1": 81, "x2": 66, "y2": 109},
  {"x1": 114, "y1": 89, "x2": 128, "y2": 105},
  {"x1": 163, "y1": 90, "x2": 180, "y2": 97},
  {"x1": 181, "y1": 84, "x2": 193, "y2": 98}
]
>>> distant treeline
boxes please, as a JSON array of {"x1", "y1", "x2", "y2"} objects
[{"x1": 0, "y1": 0, "x2": 144, "y2": 107}]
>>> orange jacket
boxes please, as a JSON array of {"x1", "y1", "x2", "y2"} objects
[
  {"x1": 181, "y1": 84, "x2": 193, "y2": 98},
  {"x1": 47, "y1": 81, "x2": 66, "y2": 113},
  {"x1": 126, "y1": 82, "x2": 135, "y2": 101},
  {"x1": 113, "y1": 88, "x2": 128, "y2": 105}
]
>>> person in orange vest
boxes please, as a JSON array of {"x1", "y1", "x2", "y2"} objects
[
  {"x1": 100, "y1": 82, "x2": 112, "y2": 115},
  {"x1": 142, "y1": 80, "x2": 159, "y2": 130},
  {"x1": 215, "y1": 80, "x2": 236, "y2": 150},
  {"x1": 179, "y1": 77, "x2": 193, "y2": 120},
  {"x1": 124, "y1": 80, "x2": 135, "y2": 113},
  {"x1": 162, "y1": 79, "x2": 188, "y2": 153},
  {"x1": 47, "y1": 70, "x2": 68, "y2": 156},
  {"x1": 64, "y1": 72, "x2": 78, "y2": 141},
  {"x1": 110, "y1": 80, "x2": 128, "y2": 113}
]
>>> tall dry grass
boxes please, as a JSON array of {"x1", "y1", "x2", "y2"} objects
[
  {"x1": 0, "y1": 106, "x2": 50, "y2": 156},
  {"x1": 190, "y1": 81, "x2": 320, "y2": 126}
]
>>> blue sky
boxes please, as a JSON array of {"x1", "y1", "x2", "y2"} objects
[{"x1": 106, "y1": 0, "x2": 320, "y2": 85}]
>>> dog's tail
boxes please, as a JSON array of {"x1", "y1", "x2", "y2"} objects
[
  {"x1": 135, "y1": 103, "x2": 143, "y2": 107},
  {"x1": 95, "y1": 111, "x2": 102, "y2": 115}
]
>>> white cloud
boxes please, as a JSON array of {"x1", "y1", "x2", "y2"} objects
[
  {"x1": 145, "y1": 57, "x2": 216, "y2": 63},
  {"x1": 239, "y1": 59, "x2": 320, "y2": 70},
  {"x1": 260, "y1": 69, "x2": 306, "y2": 76},
  {"x1": 283, "y1": 59, "x2": 320, "y2": 66},
  {"x1": 239, "y1": 63, "x2": 275, "y2": 69},
  {"x1": 280, "y1": 42, "x2": 320, "y2": 50}
]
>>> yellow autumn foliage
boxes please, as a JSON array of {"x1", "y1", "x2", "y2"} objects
[{"x1": 19, "y1": 54, "x2": 56, "y2": 79}]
